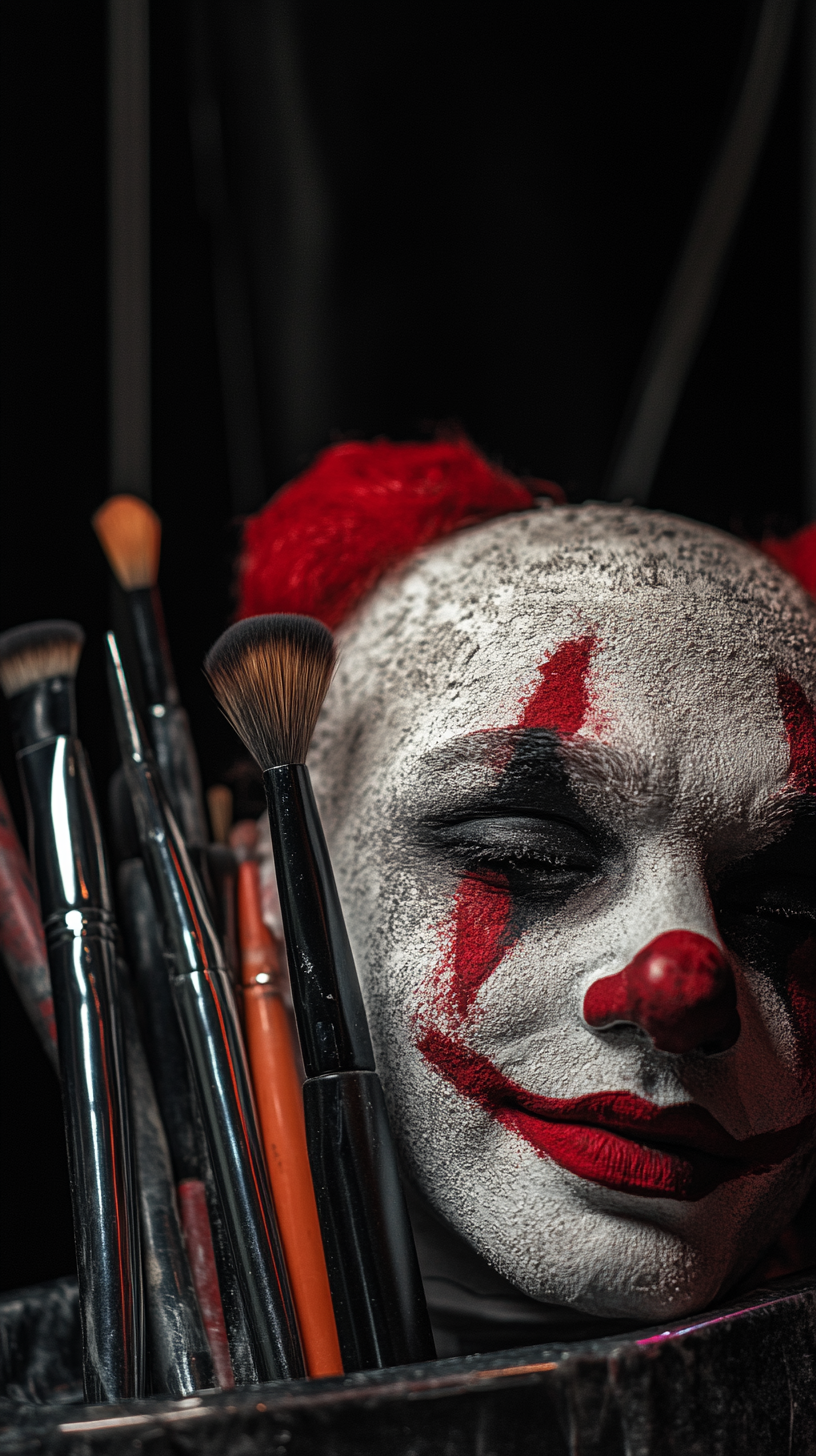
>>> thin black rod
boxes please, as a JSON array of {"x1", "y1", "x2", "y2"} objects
[{"x1": 606, "y1": 0, "x2": 798, "y2": 504}]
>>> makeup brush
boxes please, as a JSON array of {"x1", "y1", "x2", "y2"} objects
[
  {"x1": 205, "y1": 615, "x2": 435, "y2": 1372},
  {"x1": 0, "y1": 770, "x2": 213, "y2": 1397},
  {"x1": 0, "y1": 621, "x2": 144, "y2": 1403},
  {"x1": 106, "y1": 631, "x2": 304, "y2": 1383},
  {"x1": 0, "y1": 774, "x2": 57, "y2": 1065},
  {"x1": 116, "y1": 854, "x2": 238, "y2": 1389},
  {"x1": 115, "y1": 957, "x2": 216, "y2": 1397},
  {"x1": 92, "y1": 494, "x2": 209, "y2": 848},
  {"x1": 205, "y1": 785, "x2": 240, "y2": 990},
  {"x1": 230, "y1": 818, "x2": 342, "y2": 1377}
]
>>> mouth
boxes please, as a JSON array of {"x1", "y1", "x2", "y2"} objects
[{"x1": 417, "y1": 1027, "x2": 813, "y2": 1200}]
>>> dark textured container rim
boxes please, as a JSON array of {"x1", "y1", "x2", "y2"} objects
[{"x1": 2, "y1": 1268, "x2": 815, "y2": 1453}]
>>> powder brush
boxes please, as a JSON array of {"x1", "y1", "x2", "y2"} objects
[
  {"x1": 205, "y1": 614, "x2": 435, "y2": 1372},
  {"x1": 105, "y1": 631, "x2": 303, "y2": 1383},
  {"x1": 0, "y1": 621, "x2": 144, "y2": 1402},
  {"x1": 92, "y1": 494, "x2": 209, "y2": 848}
]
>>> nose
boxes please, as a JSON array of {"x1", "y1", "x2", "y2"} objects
[{"x1": 583, "y1": 930, "x2": 740, "y2": 1054}]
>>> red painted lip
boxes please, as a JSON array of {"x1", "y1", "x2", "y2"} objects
[{"x1": 417, "y1": 1028, "x2": 814, "y2": 1201}]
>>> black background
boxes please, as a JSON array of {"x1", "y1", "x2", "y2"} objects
[{"x1": 0, "y1": 0, "x2": 808, "y2": 1291}]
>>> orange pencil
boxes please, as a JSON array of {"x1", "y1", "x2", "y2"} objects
[{"x1": 230, "y1": 821, "x2": 343, "y2": 1377}]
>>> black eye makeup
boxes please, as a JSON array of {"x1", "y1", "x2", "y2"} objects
[
  {"x1": 406, "y1": 729, "x2": 619, "y2": 907},
  {"x1": 430, "y1": 814, "x2": 605, "y2": 903},
  {"x1": 711, "y1": 815, "x2": 816, "y2": 983}
]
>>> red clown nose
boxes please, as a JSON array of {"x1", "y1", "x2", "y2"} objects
[{"x1": 583, "y1": 931, "x2": 740, "y2": 1055}]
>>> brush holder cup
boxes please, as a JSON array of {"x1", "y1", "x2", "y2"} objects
[{"x1": 1, "y1": 1269, "x2": 815, "y2": 1454}]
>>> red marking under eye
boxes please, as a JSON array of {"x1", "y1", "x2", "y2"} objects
[
  {"x1": 417, "y1": 636, "x2": 597, "y2": 1029},
  {"x1": 516, "y1": 635, "x2": 596, "y2": 734},
  {"x1": 777, "y1": 671, "x2": 816, "y2": 794},
  {"x1": 439, "y1": 875, "x2": 518, "y2": 1021}
]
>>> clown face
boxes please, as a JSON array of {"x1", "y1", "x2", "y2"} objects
[{"x1": 307, "y1": 503, "x2": 816, "y2": 1322}]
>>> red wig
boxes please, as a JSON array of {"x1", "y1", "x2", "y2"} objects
[
  {"x1": 237, "y1": 438, "x2": 561, "y2": 629},
  {"x1": 236, "y1": 436, "x2": 816, "y2": 629}
]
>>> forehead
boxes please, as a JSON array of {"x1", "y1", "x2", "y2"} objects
[{"x1": 336, "y1": 503, "x2": 814, "y2": 717}]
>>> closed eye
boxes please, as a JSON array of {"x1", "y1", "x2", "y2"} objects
[{"x1": 431, "y1": 815, "x2": 605, "y2": 901}]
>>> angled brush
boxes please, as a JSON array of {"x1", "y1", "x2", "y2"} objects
[
  {"x1": 205, "y1": 614, "x2": 435, "y2": 1372},
  {"x1": 92, "y1": 494, "x2": 209, "y2": 847},
  {"x1": 0, "y1": 621, "x2": 144, "y2": 1402}
]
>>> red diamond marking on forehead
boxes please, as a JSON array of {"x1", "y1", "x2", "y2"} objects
[
  {"x1": 777, "y1": 671, "x2": 816, "y2": 794},
  {"x1": 515, "y1": 635, "x2": 596, "y2": 734}
]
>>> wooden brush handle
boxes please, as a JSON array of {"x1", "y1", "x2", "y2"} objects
[{"x1": 238, "y1": 857, "x2": 342, "y2": 1377}]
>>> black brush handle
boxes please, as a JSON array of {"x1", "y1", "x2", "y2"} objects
[
  {"x1": 117, "y1": 858, "x2": 200, "y2": 1181},
  {"x1": 169, "y1": 960, "x2": 298, "y2": 1382},
  {"x1": 106, "y1": 634, "x2": 303, "y2": 1383},
  {"x1": 128, "y1": 586, "x2": 177, "y2": 706},
  {"x1": 263, "y1": 764, "x2": 374, "y2": 1077},
  {"x1": 118, "y1": 962, "x2": 215, "y2": 1396},
  {"x1": 127, "y1": 588, "x2": 209, "y2": 848},
  {"x1": 263, "y1": 762, "x2": 433, "y2": 1369},
  {"x1": 304, "y1": 1071, "x2": 435, "y2": 1371},
  {"x1": 18, "y1": 737, "x2": 144, "y2": 1403},
  {"x1": 148, "y1": 703, "x2": 210, "y2": 847},
  {"x1": 116, "y1": 857, "x2": 251, "y2": 1385}
]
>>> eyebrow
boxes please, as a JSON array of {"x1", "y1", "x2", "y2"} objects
[
  {"x1": 411, "y1": 728, "x2": 804, "y2": 845},
  {"x1": 411, "y1": 729, "x2": 647, "y2": 808}
]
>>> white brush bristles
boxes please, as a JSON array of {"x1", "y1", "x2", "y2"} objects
[
  {"x1": 92, "y1": 494, "x2": 161, "y2": 590},
  {"x1": 0, "y1": 621, "x2": 85, "y2": 698}
]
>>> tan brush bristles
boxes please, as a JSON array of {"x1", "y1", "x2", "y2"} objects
[
  {"x1": 205, "y1": 617, "x2": 335, "y2": 769},
  {"x1": 0, "y1": 631, "x2": 83, "y2": 698},
  {"x1": 92, "y1": 494, "x2": 162, "y2": 590},
  {"x1": 207, "y1": 784, "x2": 234, "y2": 844}
]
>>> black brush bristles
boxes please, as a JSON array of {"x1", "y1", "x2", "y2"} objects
[
  {"x1": 204, "y1": 615, "x2": 336, "y2": 769},
  {"x1": 0, "y1": 620, "x2": 85, "y2": 698}
]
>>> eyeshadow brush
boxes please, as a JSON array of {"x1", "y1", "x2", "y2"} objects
[
  {"x1": 204, "y1": 615, "x2": 435, "y2": 1372},
  {"x1": 0, "y1": 621, "x2": 144, "y2": 1402},
  {"x1": 92, "y1": 494, "x2": 209, "y2": 849},
  {"x1": 106, "y1": 631, "x2": 303, "y2": 1382}
]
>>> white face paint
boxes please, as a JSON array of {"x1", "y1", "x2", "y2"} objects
[{"x1": 308, "y1": 504, "x2": 816, "y2": 1321}]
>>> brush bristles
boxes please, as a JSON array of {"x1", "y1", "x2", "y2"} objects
[
  {"x1": 0, "y1": 620, "x2": 85, "y2": 698},
  {"x1": 206, "y1": 784, "x2": 233, "y2": 845},
  {"x1": 204, "y1": 615, "x2": 336, "y2": 769},
  {"x1": 92, "y1": 494, "x2": 161, "y2": 590}
]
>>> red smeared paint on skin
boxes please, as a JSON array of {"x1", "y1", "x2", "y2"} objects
[
  {"x1": 777, "y1": 671, "x2": 816, "y2": 794},
  {"x1": 582, "y1": 931, "x2": 740, "y2": 1055},
  {"x1": 416, "y1": 1026, "x2": 813, "y2": 1200},
  {"x1": 437, "y1": 875, "x2": 518, "y2": 1021},
  {"x1": 515, "y1": 635, "x2": 596, "y2": 734}
]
